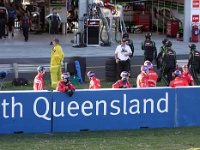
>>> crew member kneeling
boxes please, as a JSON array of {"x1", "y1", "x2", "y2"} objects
[
  {"x1": 169, "y1": 70, "x2": 188, "y2": 87},
  {"x1": 56, "y1": 73, "x2": 75, "y2": 97},
  {"x1": 112, "y1": 71, "x2": 131, "y2": 88}
]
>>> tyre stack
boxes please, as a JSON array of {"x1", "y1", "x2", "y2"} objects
[
  {"x1": 67, "y1": 57, "x2": 86, "y2": 82},
  {"x1": 105, "y1": 58, "x2": 117, "y2": 82}
]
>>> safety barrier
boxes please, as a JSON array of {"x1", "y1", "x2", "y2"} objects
[
  {"x1": 0, "y1": 86, "x2": 200, "y2": 134},
  {"x1": 0, "y1": 63, "x2": 68, "y2": 78}
]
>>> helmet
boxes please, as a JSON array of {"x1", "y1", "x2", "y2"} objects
[
  {"x1": 145, "y1": 33, "x2": 152, "y2": 38},
  {"x1": 87, "y1": 71, "x2": 95, "y2": 79},
  {"x1": 61, "y1": 73, "x2": 70, "y2": 82},
  {"x1": 120, "y1": 71, "x2": 129, "y2": 78},
  {"x1": 37, "y1": 66, "x2": 45, "y2": 72},
  {"x1": 189, "y1": 44, "x2": 196, "y2": 49},
  {"x1": 174, "y1": 70, "x2": 181, "y2": 77},
  {"x1": 144, "y1": 60, "x2": 153, "y2": 69},
  {"x1": 122, "y1": 32, "x2": 129, "y2": 39},
  {"x1": 141, "y1": 65, "x2": 148, "y2": 74},
  {"x1": 165, "y1": 41, "x2": 172, "y2": 47},
  {"x1": 162, "y1": 38, "x2": 168, "y2": 45}
]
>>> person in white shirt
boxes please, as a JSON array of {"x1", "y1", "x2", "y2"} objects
[{"x1": 114, "y1": 38, "x2": 132, "y2": 80}]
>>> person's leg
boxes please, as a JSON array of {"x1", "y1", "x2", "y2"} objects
[
  {"x1": 50, "y1": 66, "x2": 60, "y2": 88},
  {"x1": 191, "y1": 66, "x2": 200, "y2": 85},
  {"x1": 24, "y1": 27, "x2": 29, "y2": 41},
  {"x1": 116, "y1": 61, "x2": 123, "y2": 80}
]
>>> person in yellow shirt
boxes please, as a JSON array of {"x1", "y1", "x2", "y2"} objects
[{"x1": 50, "y1": 38, "x2": 64, "y2": 88}]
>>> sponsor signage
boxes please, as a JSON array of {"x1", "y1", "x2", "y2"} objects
[
  {"x1": 193, "y1": 0, "x2": 200, "y2": 8},
  {"x1": 192, "y1": 14, "x2": 199, "y2": 22}
]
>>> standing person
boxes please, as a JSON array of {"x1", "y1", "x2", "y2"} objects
[
  {"x1": 6, "y1": 3, "x2": 16, "y2": 37},
  {"x1": 87, "y1": 71, "x2": 101, "y2": 89},
  {"x1": 33, "y1": 66, "x2": 45, "y2": 90},
  {"x1": 144, "y1": 60, "x2": 158, "y2": 87},
  {"x1": 115, "y1": 38, "x2": 132, "y2": 80},
  {"x1": 141, "y1": 32, "x2": 157, "y2": 63},
  {"x1": 122, "y1": 32, "x2": 134, "y2": 76},
  {"x1": 181, "y1": 64, "x2": 194, "y2": 86},
  {"x1": 56, "y1": 73, "x2": 75, "y2": 97},
  {"x1": 156, "y1": 38, "x2": 168, "y2": 81},
  {"x1": 20, "y1": 11, "x2": 31, "y2": 42},
  {"x1": 187, "y1": 44, "x2": 200, "y2": 85},
  {"x1": 50, "y1": 38, "x2": 64, "y2": 88},
  {"x1": 160, "y1": 41, "x2": 177, "y2": 86},
  {"x1": 0, "y1": 1, "x2": 8, "y2": 39},
  {"x1": 136, "y1": 65, "x2": 149, "y2": 88},
  {"x1": 46, "y1": 8, "x2": 61, "y2": 45},
  {"x1": 112, "y1": 71, "x2": 131, "y2": 88},
  {"x1": 169, "y1": 70, "x2": 188, "y2": 87}
]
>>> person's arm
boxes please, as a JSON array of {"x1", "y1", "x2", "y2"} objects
[{"x1": 115, "y1": 53, "x2": 119, "y2": 63}]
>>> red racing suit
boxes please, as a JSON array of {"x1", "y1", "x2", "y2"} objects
[
  {"x1": 181, "y1": 72, "x2": 194, "y2": 86},
  {"x1": 89, "y1": 77, "x2": 101, "y2": 89},
  {"x1": 112, "y1": 79, "x2": 131, "y2": 88},
  {"x1": 33, "y1": 74, "x2": 44, "y2": 90},
  {"x1": 137, "y1": 72, "x2": 149, "y2": 88},
  {"x1": 147, "y1": 69, "x2": 158, "y2": 87},
  {"x1": 56, "y1": 80, "x2": 75, "y2": 92},
  {"x1": 169, "y1": 77, "x2": 189, "y2": 87}
]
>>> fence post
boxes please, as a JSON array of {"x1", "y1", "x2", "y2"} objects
[
  {"x1": 64, "y1": 62, "x2": 68, "y2": 72},
  {"x1": 13, "y1": 63, "x2": 19, "y2": 78}
]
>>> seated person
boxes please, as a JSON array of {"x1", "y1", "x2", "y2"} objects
[
  {"x1": 112, "y1": 71, "x2": 131, "y2": 88},
  {"x1": 87, "y1": 71, "x2": 101, "y2": 89},
  {"x1": 56, "y1": 73, "x2": 75, "y2": 97}
]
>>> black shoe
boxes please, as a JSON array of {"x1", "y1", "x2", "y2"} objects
[
  {"x1": 50, "y1": 41, "x2": 52, "y2": 45},
  {"x1": 12, "y1": 33, "x2": 14, "y2": 37},
  {"x1": 5, "y1": 33, "x2": 8, "y2": 36}
]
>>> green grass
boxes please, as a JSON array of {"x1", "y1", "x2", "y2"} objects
[{"x1": 0, "y1": 127, "x2": 200, "y2": 150}]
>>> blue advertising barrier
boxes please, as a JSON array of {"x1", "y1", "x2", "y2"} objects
[
  {"x1": 176, "y1": 87, "x2": 200, "y2": 127},
  {"x1": 52, "y1": 88, "x2": 176, "y2": 132},
  {"x1": 0, "y1": 91, "x2": 52, "y2": 134}
]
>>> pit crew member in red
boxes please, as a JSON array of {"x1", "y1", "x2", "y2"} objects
[
  {"x1": 87, "y1": 71, "x2": 101, "y2": 89},
  {"x1": 33, "y1": 66, "x2": 45, "y2": 90},
  {"x1": 112, "y1": 71, "x2": 131, "y2": 88},
  {"x1": 56, "y1": 73, "x2": 75, "y2": 97},
  {"x1": 181, "y1": 64, "x2": 194, "y2": 86},
  {"x1": 169, "y1": 70, "x2": 189, "y2": 87},
  {"x1": 136, "y1": 65, "x2": 149, "y2": 88},
  {"x1": 144, "y1": 60, "x2": 158, "y2": 87}
]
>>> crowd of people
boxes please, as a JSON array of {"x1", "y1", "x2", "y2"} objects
[{"x1": 31, "y1": 33, "x2": 198, "y2": 98}]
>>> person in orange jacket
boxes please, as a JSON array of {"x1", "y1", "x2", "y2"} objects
[
  {"x1": 170, "y1": 70, "x2": 189, "y2": 87},
  {"x1": 87, "y1": 71, "x2": 101, "y2": 89},
  {"x1": 112, "y1": 71, "x2": 131, "y2": 88},
  {"x1": 33, "y1": 66, "x2": 45, "y2": 90},
  {"x1": 181, "y1": 64, "x2": 194, "y2": 86},
  {"x1": 56, "y1": 73, "x2": 75, "y2": 97},
  {"x1": 144, "y1": 60, "x2": 158, "y2": 87},
  {"x1": 136, "y1": 65, "x2": 149, "y2": 88}
]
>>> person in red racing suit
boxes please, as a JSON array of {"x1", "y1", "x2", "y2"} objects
[
  {"x1": 56, "y1": 73, "x2": 75, "y2": 97},
  {"x1": 170, "y1": 70, "x2": 189, "y2": 87},
  {"x1": 87, "y1": 71, "x2": 101, "y2": 89},
  {"x1": 144, "y1": 60, "x2": 158, "y2": 87},
  {"x1": 112, "y1": 71, "x2": 131, "y2": 88},
  {"x1": 137, "y1": 65, "x2": 149, "y2": 88},
  {"x1": 181, "y1": 64, "x2": 194, "y2": 86},
  {"x1": 33, "y1": 66, "x2": 45, "y2": 90}
]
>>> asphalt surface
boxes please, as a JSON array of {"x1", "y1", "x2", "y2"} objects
[{"x1": 0, "y1": 29, "x2": 197, "y2": 81}]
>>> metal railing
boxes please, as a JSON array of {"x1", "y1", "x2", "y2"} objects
[{"x1": 0, "y1": 63, "x2": 68, "y2": 78}]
